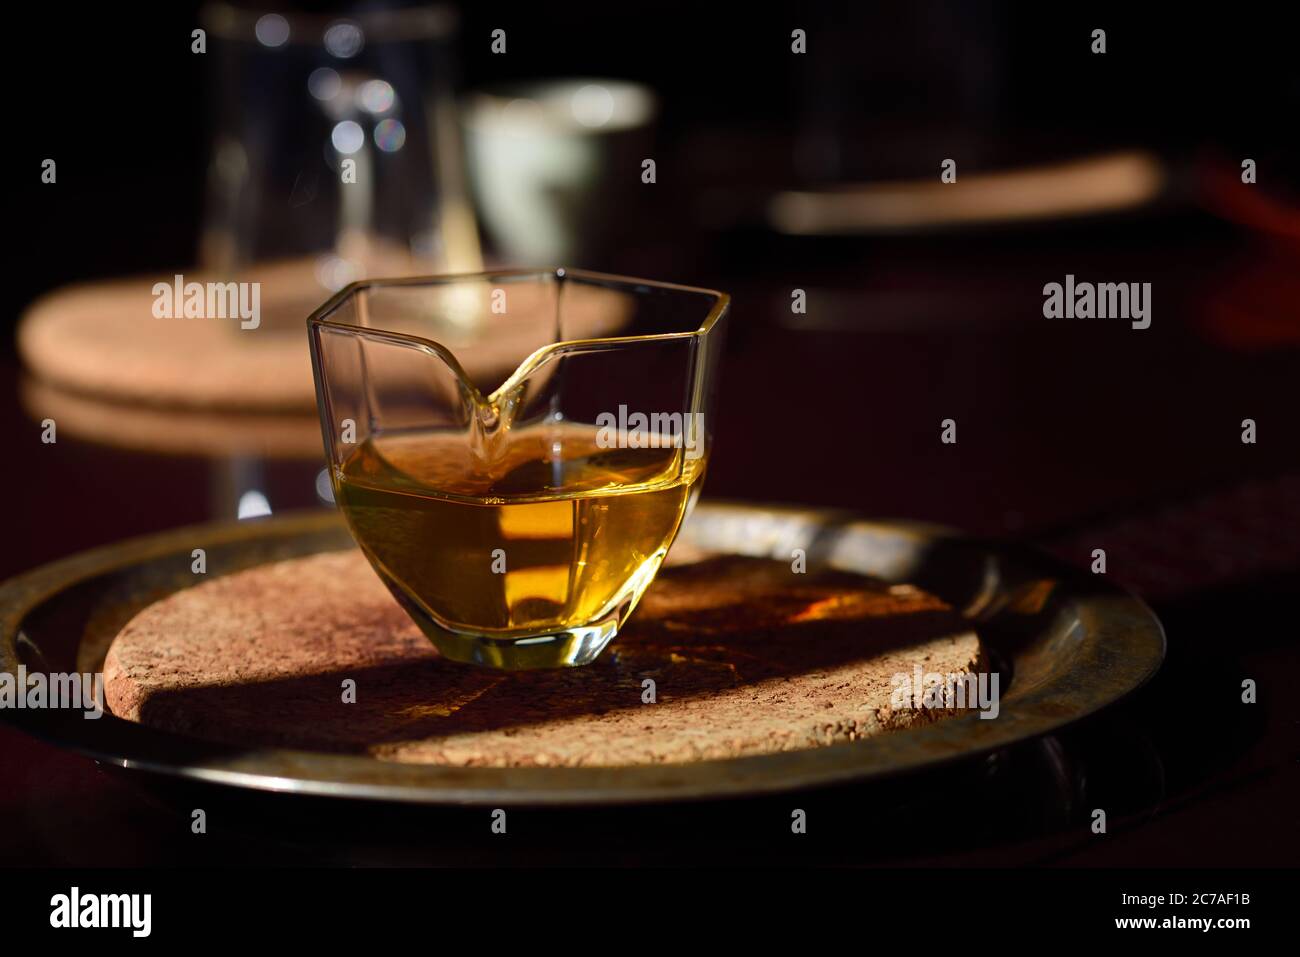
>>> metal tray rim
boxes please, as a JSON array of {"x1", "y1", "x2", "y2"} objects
[{"x1": 0, "y1": 503, "x2": 1166, "y2": 805}]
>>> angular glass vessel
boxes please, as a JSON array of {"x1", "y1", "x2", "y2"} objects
[{"x1": 308, "y1": 269, "x2": 728, "y2": 668}]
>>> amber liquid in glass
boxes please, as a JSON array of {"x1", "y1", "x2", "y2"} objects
[{"x1": 334, "y1": 425, "x2": 703, "y2": 637}]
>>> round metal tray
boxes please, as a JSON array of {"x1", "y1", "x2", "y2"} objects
[{"x1": 0, "y1": 503, "x2": 1164, "y2": 805}]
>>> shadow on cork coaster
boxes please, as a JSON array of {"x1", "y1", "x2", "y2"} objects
[{"x1": 103, "y1": 548, "x2": 985, "y2": 767}]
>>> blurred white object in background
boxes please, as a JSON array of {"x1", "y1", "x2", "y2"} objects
[{"x1": 463, "y1": 79, "x2": 657, "y2": 265}]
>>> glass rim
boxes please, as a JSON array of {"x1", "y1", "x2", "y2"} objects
[
  {"x1": 308, "y1": 267, "x2": 728, "y2": 408},
  {"x1": 306, "y1": 267, "x2": 729, "y2": 407}
]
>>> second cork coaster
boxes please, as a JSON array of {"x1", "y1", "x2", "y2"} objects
[
  {"x1": 104, "y1": 547, "x2": 983, "y2": 767},
  {"x1": 19, "y1": 262, "x2": 628, "y2": 412}
]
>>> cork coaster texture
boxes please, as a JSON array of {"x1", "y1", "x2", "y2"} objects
[
  {"x1": 104, "y1": 547, "x2": 984, "y2": 767},
  {"x1": 19, "y1": 264, "x2": 627, "y2": 411}
]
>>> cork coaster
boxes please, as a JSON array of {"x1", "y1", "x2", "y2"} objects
[
  {"x1": 104, "y1": 547, "x2": 984, "y2": 767},
  {"x1": 19, "y1": 262, "x2": 627, "y2": 412},
  {"x1": 21, "y1": 377, "x2": 323, "y2": 459}
]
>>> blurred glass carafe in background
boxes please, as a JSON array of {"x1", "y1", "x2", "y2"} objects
[{"x1": 200, "y1": 3, "x2": 477, "y2": 334}]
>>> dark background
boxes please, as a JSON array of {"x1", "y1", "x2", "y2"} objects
[
  {"x1": 3, "y1": 1, "x2": 1298, "y2": 867},
  {"x1": 10, "y1": 2, "x2": 1297, "y2": 321}
]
